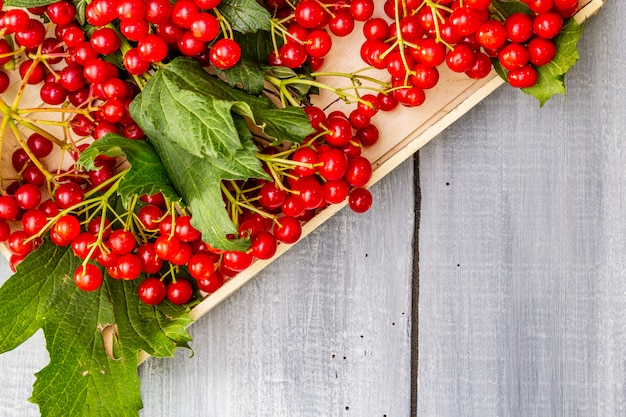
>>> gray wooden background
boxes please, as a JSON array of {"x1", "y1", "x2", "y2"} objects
[{"x1": 1, "y1": 1, "x2": 624, "y2": 416}]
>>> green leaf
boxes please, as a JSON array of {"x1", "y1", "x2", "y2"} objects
[
  {"x1": 217, "y1": 31, "x2": 274, "y2": 95},
  {"x1": 145, "y1": 115, "x2": 267, "y2": 251},
  {"x1": 490, "y1": 0, "x2": 530, "y2": 18},
  {"x1": 256, "y1": 107, "x2": 320, "y2": 145},
  {"x1": 217, "y1": 0, "x2": 271, "y2": 33},
  {"x1": 76, "y1": 134, "x2": 181, "y2": 207},
  {"x1": 521, "y1": 18, "x2": 586, "y2": 106},
  {"x1": 0, "y1": 241, "x2": 193, "y2": 417},
  {"x1": 4, "y1": 0, "x2": 53, "y2": 7},
  {"x1": 131, "y1": 58, "x2": 314, "y2": 155}
]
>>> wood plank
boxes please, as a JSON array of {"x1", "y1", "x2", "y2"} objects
[{"x1": 417, "y1": 1, "x2": 626, "y2": 416}]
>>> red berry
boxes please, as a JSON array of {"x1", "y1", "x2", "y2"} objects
[
  {"x1": 74, "y1": 264, "x2": 103, "y2": 292},
  {"x1": 138, "y1": 277, "x2": 167, "y2": 305},
  {"x1": 167, "y1": 279, "x2": 194, "y2": 304},
  {"x1": 348, "y1": 187, "x2": 372, "y2": 213}
]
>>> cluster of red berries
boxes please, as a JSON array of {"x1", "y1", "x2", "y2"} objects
[
  {"x1": 354, "y1": 0, "x2": 579, "y2": 105},
  {"x1": 0, "y1": 0, "x2": 384, "y2": 306},
  {"x1": 265, "y1": 0, "x2": 375, "y2": 70},
  {"x1": 489, "y1": 0, "x2": 579, "y2": 87}
]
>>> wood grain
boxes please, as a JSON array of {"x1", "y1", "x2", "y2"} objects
[{"x1": 417, "y1": 2, "x2": 626, "y2": 416}]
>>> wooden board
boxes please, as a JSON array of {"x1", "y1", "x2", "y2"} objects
[{"x1": 417, "y1": 1, "x2": 625, "y2": 415}]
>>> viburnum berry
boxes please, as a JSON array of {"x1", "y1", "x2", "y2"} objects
[
  {"x1": 53, "y1": 214, "x2": 81, "y2": 242},
  {"x1": 318, "y1": 148, "x2": 348, "y2": 181},
  {"x1": 344, "y1": 155, "x2": 372, "y2": 187},
  {"x1": 505, "y1": 12, "x2": 534, "y2": 43},
  {"x1": 294, "y1": 0, "x2": 330, "y2": 29},
  {"x1": 172, "y1": 0, "x2": 200, "y2": 28},
  {"x1": 175, "y1": 215, "x2": 201, "y2": 242},
  {"x1": 522, "y1": 0, "x2": 554, "y2": 14},
  {"x1": 273, "y1": 216, "x2": 302, "y2": 244},
  {"x1": 279, "y1": 42, "x2": 308, "y2": 68},
  {"x1": 305, "y1": 29, "x2": 332, "y2": 59},
  {"x1": 446, "y1": 43, "x2": 476, "y2": 73},
  {"x1": 348, "y1": 187, "x2": 373, "y2": 213},
  {"x1": 138, "y1": 34, "x2": 169, "y2": 63},
  {"x1": 222, "y1": 250, "x2": 253, "y2": 272},
  {"x1": 14, "y1": 183, "x2": 42, "y2": 210},
  {"x1": 54, "y1": 182, "x2": 85, "y2": 209},
  {"x1": 323, "y1": 116, "x2": 353, "y2": 147},
  {"x1": 196, "y1": 271, "x2": 224, "y2": 293},
  {"x1": 281, "y1": 194, "x2": 306, "y2": 218},
  {"x1": 46, "y1": 1, "x2": 76, "y2": 26},
  {"x1": 167, "y1": 279, "x2": 194, "y2": 304},
  {"x1": 507, "y1": 65, "x2": 538, "y2": 88},
  {"x1": 117, "y1": 0, "x2": 146, "y2": 21},
  {"x1": 293, "y1": 176, "x2": 324, "y2": 210},
  {"x1": 476, "y1": 20, "x2": 508, "y2": 50},
  {"x1": 145, "y1": 0, "x2": 173, "y2": 24},
  {"x1": 120, "y1": 19, "x2": 151, "y2": 41},
  {"x1": 154, "y1": 234, "x2": 182, "y2": 261},
  {"x1": 259, "y1": 182, "x2": 287, "y2": 210},
  {"x1": 291, "y1": 147, "x2": 319, "y2": 177},
  {"x1": 250, "y1": 231, "x2": 277, "y2": 260},
  {"x1": 137, "y1": 242, "x2": 164, "y2": 274},
  {"x1": 108, "y1": 229, "x2": 137, "y2": 255},
  {"x1": 72, "y1": 233, "x2": 98, "y2": 259},
  {"x1": 124, "y1": 48, "x2": 152, "y2": 75},
  {"x1": 323, "y1": 179, "x2": 350, "y2": 205},
  {"x1": 190, "y1": 12, "x2": 219, "y2": 42},
  {"x1": 169, "y1": 241, "x2": 193, "y2": 265},
  {"x1": 528, "y1": 37, "x2": 557, "y2": 66},
  {"x1": 350, "y1": 0, "x2": 375, "y2": 21},
  {"x1": 533, "y1": 12, "x2": 563, "y2": 39},
  {"x1": 8, "y1": 231, "x2": 35, "y2": 256},
  {"x1": 498, "y1": 43, "x2": 530, "y2": 71},
  {"x1": 74, "y1": 264, "x2": 103, "y2": 292},
  {"x1": 329, "y1": 10, "x2": 355, "y2": 37},
  {"x1": 21, "y1": 209, "x2": 47, "y2": 236},
  {"x1": 116, "y1": 253, "x2": 143, "y2": 280},
  {"x1": 177, "y1": 30, "x2": 207, "y2": 56},
  {"x1": 90, "y1": 27, "x2": 121, "y2": 55},
  {"x1": 26, "y1": 133, "x2": 54, "y2": 159},
  {"x1": 0, "y1": 196, "x2": 19, "y2": 222},
  {"x1": 0, "y1": 71, "x2": 8, "y2": 94},
  {"x1": 188, "y1": 253, "x2": 215, "y2": 279},
  {"x1": 138, "y1": 277, "x2": 167, "y2": 304},
  {"x1": 449, "y1": 6, "x2": 483, "y2": 37},
  {"x1": 0, "y1": 219, "x2": 11, "y2": 242}
]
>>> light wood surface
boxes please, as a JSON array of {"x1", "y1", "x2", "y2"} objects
[{"x1": 417, "y1": 2, "x2": 625, "y2": 416}]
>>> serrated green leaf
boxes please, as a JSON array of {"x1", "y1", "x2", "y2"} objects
[
  {"x1": 147, "y1": 133, "x2": 256, "y2": 252},
  {"x1": 217, "y1": 0, "x2": 271, "y2": 33},
  {"x1": 130, "y1": 58, "x2": 314, "y2": 156},
  {"x1": 76, "y1": 134, "x2": 181, "y2": 207},
  {"x1": 256, "y1": 106, "x2": 319, "y2": 145},
  {"x1": 521, "y1": 18, "x2": 586, "y2": 106},
  {"x1": 0, "y1": 241, "x2": 193, "y2": 417}
]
